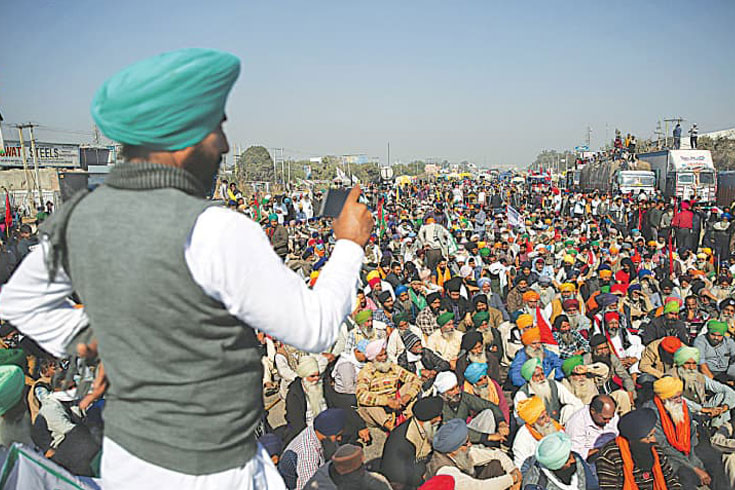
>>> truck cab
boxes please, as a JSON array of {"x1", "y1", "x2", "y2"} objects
[{"x1": 615, "y1": 170, "x2": 656, "y2": 196}]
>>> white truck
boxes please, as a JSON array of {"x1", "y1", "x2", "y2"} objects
[
  {"x1": 637, "y1": 149, "x2": 716, "y2": 202},
  {"x1": 579, "y1": 160, "x2": 656, "y2": 196}
]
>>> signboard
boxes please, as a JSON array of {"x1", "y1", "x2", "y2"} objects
[
  {"x1": 380, "y1": 166, "x2": 394, "y2": 181},
  {"x1": 574, "y1": 145, "x2": 589, "y2": 151},
  {"x1": 0, "y1": 140, "x2": 80, "y2": 168},
  {"x1": 670, "y1": 150, "x2": 714, "y2": 171}
]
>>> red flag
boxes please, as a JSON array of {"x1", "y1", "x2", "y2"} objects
[
  {"x1": 4, "y1": 193, "x2": 11, "y2": 235},
  {"x1": 669, "y1": 198, "x2": 677, "y2": 276},
  {"x1": 536, "y1": 307, "x2": 556, "y2": 345}
]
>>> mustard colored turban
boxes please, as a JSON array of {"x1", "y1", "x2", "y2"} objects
[
  {"x1": 653, "y1": 376, "x2": 684, "y2": 400},
  {"x1": 517, "y1": 396, "x2": 545, "y2": 424}
]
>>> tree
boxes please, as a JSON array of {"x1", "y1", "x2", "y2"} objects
[
  {"x1": 697, "y1": 136, "x2": 735, "y2": 170},
  {"x1": 240, "y1": 146, "x2": 274, "y2": 182}
]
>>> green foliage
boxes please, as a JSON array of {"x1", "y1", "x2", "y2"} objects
[
  {"x1": 697, "y1": 136, "x2": 735, "y2": 170},
  {"x1": 239, "y1": 146, "x2": 275, "y2": 182},
  {"x1": 530, "y1": 149, "x2": 575, "y2": 171}
]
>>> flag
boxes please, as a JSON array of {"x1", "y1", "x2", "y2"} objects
[
  {"x1": 4, "y1": 193, "x2": 11, "y2": 235},
  {"x1": 669, "y1": 198, "x2": 677, "y2": 275},
  {"x1": 377, "y1": 198, "x2": 386, "y2": 238},
  {"x1": 507, "y1": 204, "x2": 521, "y2": 229}
]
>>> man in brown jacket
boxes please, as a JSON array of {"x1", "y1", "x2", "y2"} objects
[{"x1": 639, "y1": 336, "x2": 681, "y2": 379}]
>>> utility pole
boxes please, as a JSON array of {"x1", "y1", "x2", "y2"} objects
[
  {"x1": 586, "y1": 126, "x2": 592, "y2": 148},
  {"x1": 387, "y1": 142, "x2": 390, "y2": 168},
  {"x1": 28, "y1": 125, "x2": 43, "y2": 207},
  {"x1": 15, "y1": 125, "x2": 35, "y2": 212},
  {"x1": 664, "y1": 117, "x2": 684, "y2": 149}
]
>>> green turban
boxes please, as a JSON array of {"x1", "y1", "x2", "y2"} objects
[
  {"x1": 472, "y1": 311, "x2": 489, "y2": 328},
  {"x1": 393, "y1": 312, "x2": 409, "y2": 325},
  {"x1": 564, "y1": 239, "x2": 574, "y2": 246},
  {"x1": 268, "y1": 213, "x2": 278, "y2": 221},
  {"x1": 708, "y1": 320, "x2": 728, "y2": 334},
  {"x1": 562, "y1": 355, "x2": 584, "y2": 377},
  {"x1": 536, "y1": 432, "x2": 572, "y2": 470},
  {"x1": 437, "y1": 312, "x2": 455, "y2": 327},
  {"x1": 355, "y1": 309, "x2": 372, "y2": 325},
  {"x1": 0, "y1": 348, "x2": 27, "y2": 371},
  {"x1": 600, "y1": 285, "x2": 610, "y2": 293},
  {"x1": 673, "y1": 346, "x2": 700, "y2": 366},
  {"x1": 479, "y1": 248, "x2": 490, "y2": 257},
  {"x1": 0, "y1": 365, "x2": 24, "y2": 416},
  {"x1": 91, "y1": 48, "x2": 240, "y2": 151},
  {"x1": 591, "y1": 241, "x2": 600, "y2": 246},
  {"x1": 521, "y1": 358, "x2": 542, "y2": 381},
  {"x1": 663, "y1": 300, "x2": 680, "y2": 314}
]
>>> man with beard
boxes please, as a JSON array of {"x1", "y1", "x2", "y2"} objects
[
  {"x1": 512, "y1": 396, "x2": 564, "y2": 469},
  {"x1": 394, "y1": 285, "x2": 418, "y2": 323},
  {"x1": 565, "y1": 395, "x2": 619, "y2": 461},
  {"x1": 513, "y1": 358, "x2": 584, "y2": 424},
  {"x1": 553, "y1": 315, "x2": 589, "y2": 360},
  {"x1": 380, "y1": 396, "x2": 444, "y2": 488},
  {"x1": 680, "y1": 294, "x2": 709, "y2": 342},
  {"x1": 673, "y1": 345, "x2": 735, "y2": 429},
  {"x1": 509, "y1": 327, "x2": 564, "y2": 387},
  {"x1": 476, "y1": 278, "x2": 509, "y2": 320},
  {"x1": 522, "y1": 432, "x2": 599, "y2": 490},
  {"x1": 622, "y1": 284, "x2": 655, "y2": 332},
  {"x1": 532, "y1": 275, "x2": 557, "y2": 309},
  {"x1": 398, "y1": 331, "x2": 450, "y2": 390},
  {"x1": 644, "y1": 376, "x2": 728, "y2": 489},
  {"x1": 550, "y1": 283, "x2": 584, "y2": 324},
  {"x1": 305, "y1": 444, "x2": 391, "y2": 490},
  {"x1": 639, "y1": 336, "x2": 680, "y2": 380},
  {"x1": 561, "y1": 299, "x2": 592, "y2": 336},
  {"x1": 374, "y1": 291, "x2": 396, "y2": 329},
  {"x1": 355, "y1": 339, "x2": 422, "y2": 431},
  {"x1": 427, "y1": 313, "x2": 463, "y2": 367},
  {"x1": 595, "y1": 408, "x2": 681, "y2": 489},
  {"x1": 506, "y1": 277, "x2": 530, "y2": 315},
  {"x1": 441, "y1": 277, "x2": 473, "y2": 331},
  {"x1": 424, "y1": 419, "x2": 520, "y2": 488},
  {"x1": 598, "y1": 312, "x2": 643, "y2": 374},
  {"x1": 285, "y1": 357, "x2": 329, "y2": 443},
  {"x1": 416, "y1": 292, "x2": 443, "y2": 338},
  {"x1": 471, "y1": 311, "x2": 504, "y2": 374},
  {"x1": 385, "y1": 262, "x2": 403, "y2": 289},
  {"x1": 561, "y1": 355, "x2": 608, "y2": 405},
  {"x1": 694, "y1": 320, "x2": 735, "y2": 384},
  {"x1": 462, "y1": 362, "x2": 510, "y2": 424},
  {"x1": 432, "y1": 372, "x2": 507, "y2": 445},
  {"x1": 279, "y1": 408, "x2": 346, "y2": 489},
  {"x1": 584, "y1": 334, "x2": 635, "y2": 415},
  {"x1": 344, "y1": 309, "x2": 383, "y2": 354},
  {"x1": 522, "y1": 290, "x2": 555, "y2": 343},
  {"x1": 455, "y1": 331, "x2": 495, "y2": 386},
  {"x1": 387, "y1": 312, "x2": 423, "y2": 363},
  {"x1": 471, "y1": 294, "x2": 504, "y2": 330},
  {"x1": 719, "y1": 298, "x2": 735, "y2": 335},
  {"x1": 641, "y1": 300, "x2": 688, "y2": 345},
  {"x1": 408, "y1": 275, "x2": 428, "y2": 313}
]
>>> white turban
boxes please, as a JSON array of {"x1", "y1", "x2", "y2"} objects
[{"x1": 433, "y1": 371, "x2": 458, "y2": 394}]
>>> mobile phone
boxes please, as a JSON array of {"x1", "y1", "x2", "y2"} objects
[{"x1": 319, "y1": 188, "x2": 351, "y2": 218}]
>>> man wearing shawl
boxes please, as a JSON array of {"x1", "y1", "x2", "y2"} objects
[
  {"x1": 584, "y1": 334, "x2": 636, "y2": 414},
  {"x1": 416, "y1": 292, "x2": 443, "y2": 338},
  {"x1": 513, "y1": 358, "x2": 584, "y2": 425},
  {"x1": 426, "y1": 313, "x2": 463, "y2": 366},
  {"x1": 509, "y1": 327, "x2": 564, "y2": 387},
  {"x1": 595, "y1": 409, "x2": 681, "y2": 490},
  {"x1": 643, "y1": 376, "x2": 728, "y2": 489},
  {"x1": 522, "y1": 432, "x2": 598, "y2": 490},
  {"x1": 0, "y1": 49, "x2": 374, "y2": 488},
  {"x1": 512, "y1": 396, "x2": 564, "y2": 469}
]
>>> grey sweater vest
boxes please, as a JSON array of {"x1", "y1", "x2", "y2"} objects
[{"x1": 59, "y1": 162, "x2": 262, "y2": 474}]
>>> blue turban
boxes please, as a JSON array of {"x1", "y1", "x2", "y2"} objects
[
  {"x1": 463, "y1": 362, "x2": 488, "y2": 384},
  {"x1": 314, "y1": 408, "x2": 346, "y2": 436},
  {"x1": 536, "y1": 432, "x2": 572, "y2": 470},
  {"x1": 356, "y1": 339, "x2": 369, "y2": 353},
  {"x1": 91, "y1": 48, "x2": 240, "y2": 150},
  {"x1": 433, "y1": 418, "x2": 468, "y2": 453},
  {"x1": 477, "y1": 277, "x2": 491, "y2": 288},
  {"x1": 395, "y1": 284, "x2": 408, "y2": 295},
  {"x1": 628, "y1": 284, "x2": 642, "y2": 294},
  {"x1": 638, "y1": 269, "x2": 653, "y2": 279},
  {"x1": 258, "y1": 433, "x2": 283, "y2": 457}
]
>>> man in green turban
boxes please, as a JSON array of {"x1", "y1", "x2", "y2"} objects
[
  {"x1": 0, "y1": 48, "x2": 374, "y2": 487},
  {"x1": 674, "y1": 345, "x2": 735, "y2": 428},
  {"x1": 0, "y1": 365, "x2": 32, "y2": 448},
  {"x1": 426, "y1": 312, "x2": 462, "y2": 364},
  {"x1": 695, "y1": 319, "x2": 735, "y2": 384},
  {"x1": 514, "y1": 357, "x2": 584, "y2": 424}
]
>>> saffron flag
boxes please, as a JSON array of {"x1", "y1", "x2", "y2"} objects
[
  {"x1": 4, "y1": 193, "x2": 11, "y2": 235},
  {"x1": 377, "y1": 198, "x2": 386, "y2": 238}
]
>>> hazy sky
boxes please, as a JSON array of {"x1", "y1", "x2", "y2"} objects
[{"x1": 2, "y1": 0, "x2": 734, "y2": 166}]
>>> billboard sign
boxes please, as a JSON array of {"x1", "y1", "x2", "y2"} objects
[{"x1": 0, "y1": 140, "x2": 80, "y2": 168}]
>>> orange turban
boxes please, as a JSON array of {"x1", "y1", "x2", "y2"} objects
[
  {"x1": 653, "y1": 376, "x2": 683, "y2": 400},
  {"x1": 660, "y1": 336, "x2": 682, "y2": 354},
  {"x1": 599, "y1": 270, "x2": 612, "y2": 279},
  {"x1": 522, "y1": 291, "x2": 540, "y2": 302},
  {"x1": 559, "y1": 283, "x2": 576, "y2": 293},
  {"x1": 517, "y1": 396, "x2": 545, "y2": 424},
  {"x1": 516, "y1": 314, "x2": 534, "y2": 329},
  {"x1": 521, "y1": 327, "x2": 541, "y2": 346}
]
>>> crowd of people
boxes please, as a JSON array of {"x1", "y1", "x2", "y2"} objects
[{"x1": 0, "y1": 47, "x2": 731, "y2": 489}]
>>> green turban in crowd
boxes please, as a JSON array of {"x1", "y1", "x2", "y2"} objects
[
  {"x1": 673, "y1": 346, "x2": 700, "y2": 366},
  {"x1": 562, "y1": 355, "x2": 584, "y2": 377},
  {"x1": 564, "y1": 239, "x2": 574, "y2": 246},
  {"x1": 472, "y1": 311, "x2": 489, "y2": 328},
  {"x1": 521, "y1": 358, "x2": 542, "y2": 381},
  {"x1": 91, "y1": 48, "x2": 240, "y2": 151},
  {"x1": 600, "y1": 285, "x2": 610, "y2": 293},
  {"x1": 591, "y1": 241, "x2": 600, "y2": 246},
  {"x1": 268, "y1": 213, "x2": 278, "y2": 221},
  {"x1": 0, "y1": 365, "x2": 24, "y2": 416},
  {"x1": 479, "y1": 248, "x2": 490, "y2": 257},
  {"x1": 536, "y1": 432, "x2": 572, "y2": 470},
  {"x1": 663, "y1": 300, "x2": 680, "y2": 314},
  {"x1": 437, "y1": 312, "x2": 455, "y2": 327},
  {"x1": 0, "y1": 349, "x2": 27, "y2": 371},
  {"x1": 355, "y1": 309, "x2": 372, "y2": 326},
  {"x1": 393, "y1": 312, "x2": 409, "y2": 325},
  {"x1": 708, "y1": 320, "x2": 728, "y2": 334}
]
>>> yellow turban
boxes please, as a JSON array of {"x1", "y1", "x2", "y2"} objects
[
  {"x1": 521, "y1": 327, "x2": 541, "y2": 346},
  {"x1": 653, "y1": 376, "x2": 684, "y2": 400},
  {"x1": 517, "y1": 396, "x2": 545, "y2": 424},
  {"x1": 522, "y1": 291, "x2": 540, "y2": 302},
  {"x1": 559, "y1": 283, "x2": 576, "y2": 293},
  {"x1": 599, "y1": 270, "x2": 612, "y2": 279},
  {"x1": 366, "y1": 270, "x2": 380, "y2": 282},
  {"x1": 517, "y1": 314, "x2": 534, "y2": 329}
]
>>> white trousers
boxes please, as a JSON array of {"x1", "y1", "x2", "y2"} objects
[{"x1": 101, "y1": 437, "x2": 286, "y2": 490}]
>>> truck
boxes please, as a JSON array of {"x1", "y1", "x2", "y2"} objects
[
  {"x1": 637, "y1": 149, "x2": 717, "y2": 202},
  {"x1": 578, "y1": 160, "x2": 656, "y2": 196}
]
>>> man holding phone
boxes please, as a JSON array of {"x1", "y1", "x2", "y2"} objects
[{"x1": 0, "y1": 48, "x2": 373, "y2": 489}]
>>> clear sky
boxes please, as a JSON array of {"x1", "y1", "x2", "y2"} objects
[{"x1": 1, "y1": 0, "x2": 734, "y2": 166}]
